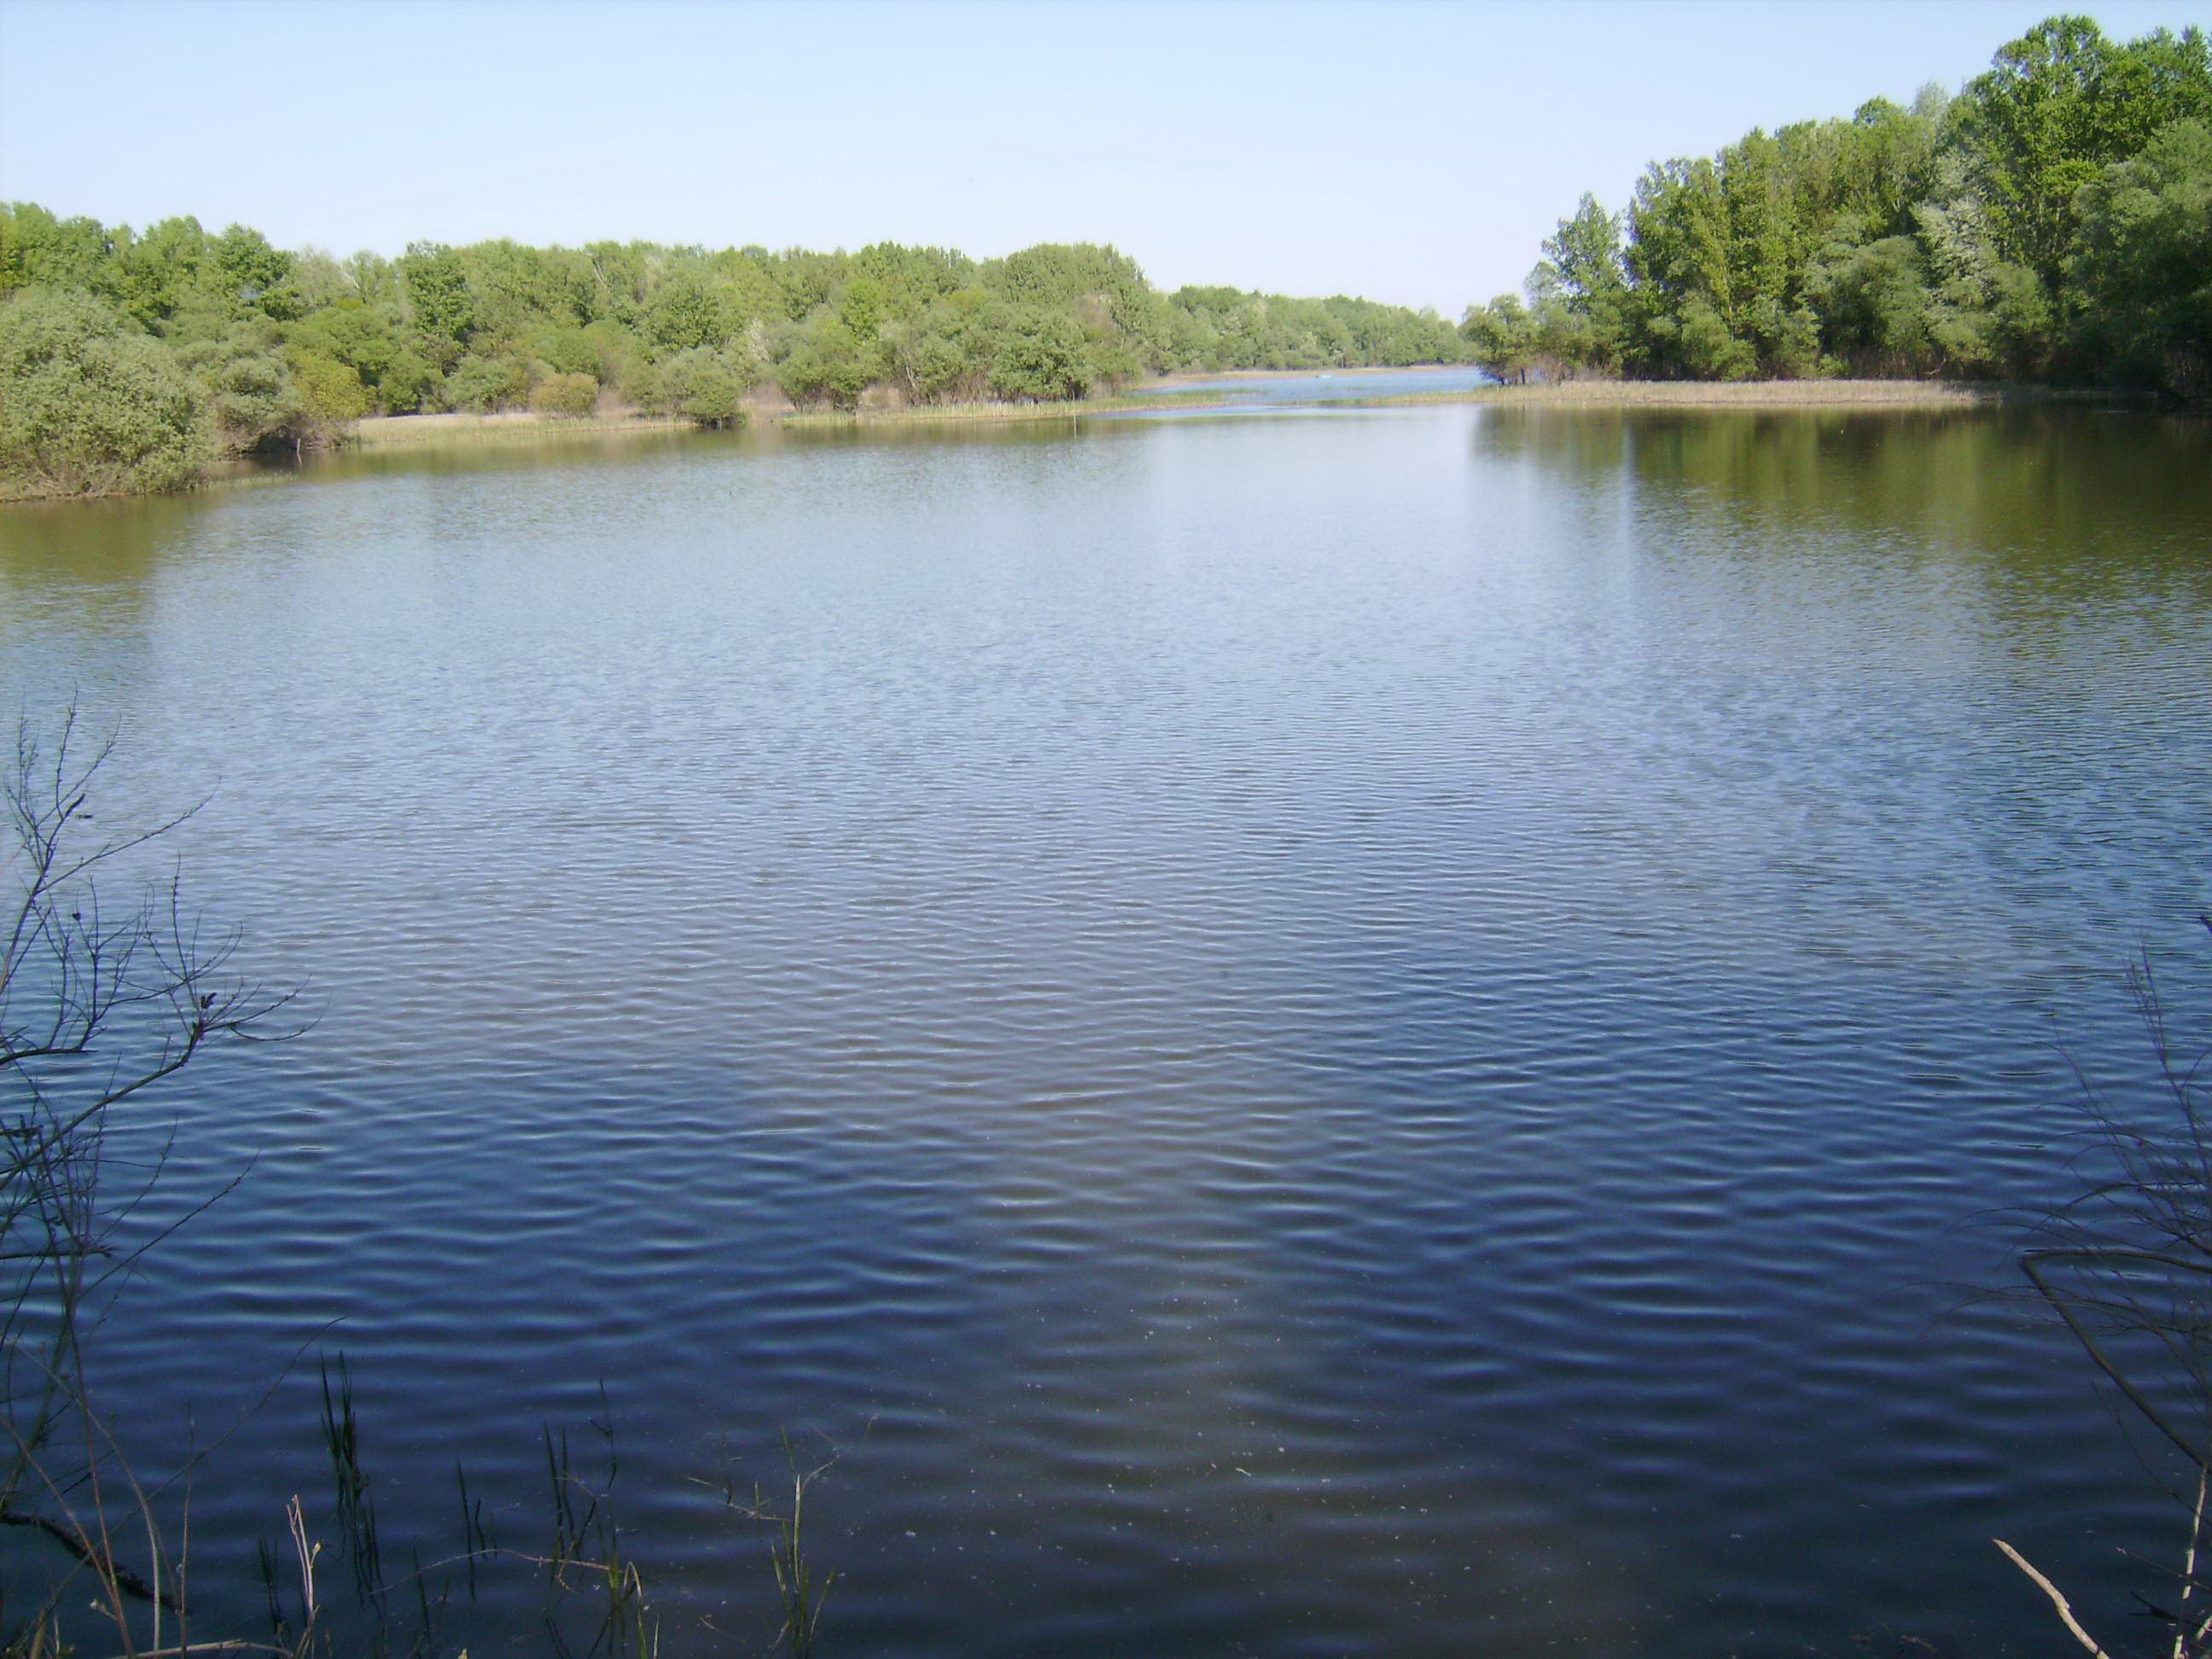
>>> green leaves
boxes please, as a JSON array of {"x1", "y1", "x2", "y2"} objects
[
  {"x1": 0, "y1": 289, "x2": 211, "y2": 498},
  {"x1": 0, "y1": 200, "x2": 1468, "y2": 496},
  {"x1": 1497, "y1": 14, "x2": 2212, "y2": 398},
  {"x1": 2069, "y1": 119, "x2": 2212, "y2": 399}
]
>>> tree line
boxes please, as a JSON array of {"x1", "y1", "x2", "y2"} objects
[
  {"x1": 0, "y1": 211, "x2": 1464, "y2": 498},
  {"x1": 1461, "y1": 14, "x2": 2211, "y2": 402}
]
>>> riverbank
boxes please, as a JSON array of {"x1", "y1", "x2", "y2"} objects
[
  {"x1": 0, "y1": 376, "x2": 2127, "y2": 504},
  {"x1": 1146, "y1": 364, "x2": 1474, "y2": 389},
  {"x1": 348, "y1": 409, "x2": 696, "y2": 448},
  {"x1": 772, "y1": 376, "x2": 2106, "y2": 429},
  {"x1": 1342, "y1": 377, "x2": 2093, "y2": 410},
  {"x1": 777, "y1": 392, "x2": 1232, "y2": 429},
  {"x1": 324, "y1": 378, "x2": 2134, "y2": 451},
  {"x1": 341, "y1": 393, "x2": 1234, "y2": 448}
]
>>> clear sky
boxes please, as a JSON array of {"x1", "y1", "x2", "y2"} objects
[{"x1": 3, "y1": 0, "x2": 2208, "y2": 313}]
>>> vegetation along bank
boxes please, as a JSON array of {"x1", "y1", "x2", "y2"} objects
[
  {"x1": 2, "y1": 12, "x2": 2205, "y2": 503},
  {"x1": 1460, "y1": 14, "x2": 2212, "y2": 403},
  {"x1": 0, "y1": 224, "x2": 1459, "y2": 500}
]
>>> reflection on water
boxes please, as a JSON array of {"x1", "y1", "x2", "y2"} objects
[{"x1": 1, "y1": 405, "x2": 2209, "y2": 1655}]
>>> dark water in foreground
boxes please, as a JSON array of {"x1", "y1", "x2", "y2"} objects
[{"x1": 3, "y1": 404, "x2": 2210, "y2": 1654}]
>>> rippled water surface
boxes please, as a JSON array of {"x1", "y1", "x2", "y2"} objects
[{"x1": 3, "y1": 405, "x2": 2210, "y2": 1655}]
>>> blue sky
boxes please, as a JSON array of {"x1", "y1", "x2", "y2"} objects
[{"x1": 3, "y1": 0, "x2": 2208, "y2": 312}]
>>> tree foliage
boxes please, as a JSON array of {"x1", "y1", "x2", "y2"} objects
[
  {"x1": 0, "y1": 289, "x2": 210, "y2": 498},
  {"x1": 1463, "y1": 15, "x2": 2212, "y2": 401},
  {"x1": 0, "y1": 201, "x2": 1464, "y2": 496}
]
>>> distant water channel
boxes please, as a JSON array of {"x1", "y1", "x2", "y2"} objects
[
  {"x1": 3, "y1": 393, "x2": 2209, "y2": 1653},
  {"x1": 1151, "y1": 364, "x2": 1496, "y2": 405}
]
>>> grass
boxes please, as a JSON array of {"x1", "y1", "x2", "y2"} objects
[
  {"x1": 765, "y1": 375, "x2": 2103, "y2": 428},
  {"x1": 775, "y1": 391, "x2": 1228, "y2": 428},
  {"x1": 345, "y1": 409, "x2": 694, "y2": 449},
  {"x1": 342, "y1": 393, "x2": 1232, "y2": 448}
]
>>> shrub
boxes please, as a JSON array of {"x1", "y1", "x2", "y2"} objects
[
  {"x1": 989, "y1": 310, "x2": 1092, "y2": 402},
  {"x1": 377, "y1": 348, "x2": 439, "y2": 414},
  {"x1": 530, "y1": 371, "x2": 600, "y2": 417},
  {"x1": 776, "y1": 318, "x2": 875, "y2": 410},
  {"x1": 443, "y1": 352, "x2": 529, "y2": 412},
  {"x1": 532, "y1": 326, "x2": 601, "y2": 379},
  {"x1": 660, "y1": 348, "x2": 742, "y2": 427},
  {"x1": 615, "y1": 355, "x2": 665, "y2": 413},
  {"x1": 0, "y1": 288, "x2": 211, "y2": 498},
  {"x1": 180, "y1": 322, "x2": 303, "y2": 451},
  {"x1": 291, "y1": 350, "x2": 373, "y2": 430}
]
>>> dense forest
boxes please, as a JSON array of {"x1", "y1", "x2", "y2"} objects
[
  {"x1": 0, "y1": 216, "x2": 1463, "y2": 497},
  {"x1": 1461, "y1": 14, "x2": 2212, "y2": 401}
]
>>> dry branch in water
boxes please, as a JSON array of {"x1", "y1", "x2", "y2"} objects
[
  {"x1": 1, "y1": 705, "x2": 293, "y2": 1652},
  {"x1": 2001, "y1": 926, "x2": 2212, "y2": 1656}
]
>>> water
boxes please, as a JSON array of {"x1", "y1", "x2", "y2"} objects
[
  {"x1": 1152, "y1": 365, "x2": 1495, "y2": 404},
  {"x1": 2, "y1": 399, "x2": 2209, "y2": 1654}
]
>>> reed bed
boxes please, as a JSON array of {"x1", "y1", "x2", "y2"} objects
[
  {"x1": 338, "y1": 376, "x2": 2095, "y2": 456},
  {"x1": 776, "y1": 393, "x2": 1227, "y2": 428},
  {"x1": 346, "y1": 410, "x2": 692, "y2": 449}
]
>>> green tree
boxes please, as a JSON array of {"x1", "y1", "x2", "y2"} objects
[
  {"x1": 2069, "y1": 118, "x2": 2212, "y2": 399},
  {"x1": 776, "y1": 317, "x2": 875, "y2": 410},
  {"x1": 643, "y1": 270, "x2": 732, "y2": 353},
  {"x1": 988, "y1": 310, "x2": 1091, "y2": 402},
  {"x1": 1534, "y1": 195, "x2": 1630, "y2": 370},
  {"x1": 0, "y1": 205, "x2": 110, "y2": 298},
  {"x1": 401, "y1": 242, "x2": 476, "y2": 364},
  {"x1": 1951, "y1": 16, "x2": 2212, "y2": 286},
  {"x1": 1805, "y1": 234, "x2": 1934, "y2": 374},
  {"x1": 210, "y1": 224, "x2": 299, "y2": 320},
  {"x1": 102, "y1": 216, "x2": 208, "y2": 333},
  {"x1": 1459, "y1": 294, "x2": 1539, "y2": 382}
]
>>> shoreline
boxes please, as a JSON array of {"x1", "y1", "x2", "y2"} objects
[
  {"x1": 346, "y1": 409, "x2": 696, "y2": 448},
  {"x1": 0, "y1": 378, "x2": 2139, "y2": 504},
  {"x1": 777, "y1": 392, "x2": 1232, "y2": 428},
  {"x1": 1336, "y1": 377, "x2": 2104, "y2": 410},
  {"x1": 339, "y1": 393, "x2": 1237, "y2": 448},
  {"x1": 1145, "y1": 364, "x2": 1474, "y2": 389},
  {"x1": 346, "y1": 376, "x2": 2104, "y2": 445}
]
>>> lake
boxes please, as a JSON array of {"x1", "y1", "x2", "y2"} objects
[
  {"x1": 1150, "y1": 365, "x2": 1497, "y2": 404},
  {"x1": 3, "y1": 397, "x2": 2209, "y2": 1654}
]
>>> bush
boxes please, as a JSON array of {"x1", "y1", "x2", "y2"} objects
[
  {"x1": 1674, "y1": 298, "x2": 1757, "y2": 381},
  {"x1": 777, "y1": 317, "x2": 876, "y2": 410},
  {"x1": 614, "y1": 355, "x2": 665, "y2": 413},
  {"x1": 531, "y1": 326, "x2": 601, "y2": 379},
  {"x1": 180, "y1": 323, "x2": 303, "y2": 451},
  {"x1": 659, "y1": 348, "x2": 743, "y2": 427},
  {"x1": 0, "y1": 288, "x2": 211, "y2": 498},
  {"x1": 530, "y1": 371, "x2": 600, "y2": 417},
  {"x1": 990, "y1": 310, "x2": 1092, "y2": 402},
  {"x1": 443, "y1": 352, "x2": 529, "y2": 413},
  {"x1": 377, "y1": 348, "x2": 439, "y2": 414},
  {"x1": 289, "y1": 349, "x2": 372, "y2": 432}
]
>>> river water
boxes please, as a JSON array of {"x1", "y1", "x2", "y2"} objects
[{"x1": 2, "y1": 397, "x2": 2209, "y2": 1654}]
